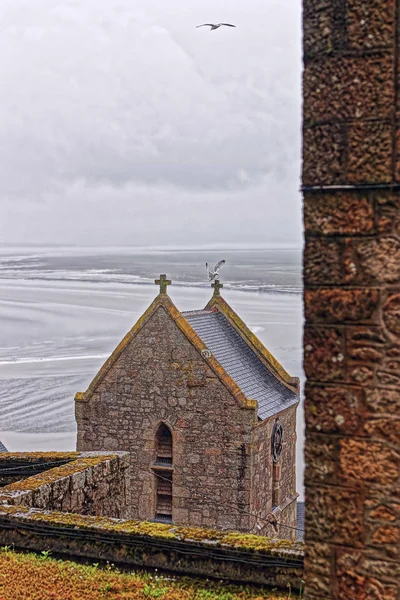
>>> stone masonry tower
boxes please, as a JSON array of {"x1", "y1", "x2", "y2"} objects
[{"x1": 303, "y1": 1, "x2": 400, "y2": 598}]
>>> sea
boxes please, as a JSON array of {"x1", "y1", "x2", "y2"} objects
[{"x1": 0, "y1": 245, "x2": 304, "y2": 497}]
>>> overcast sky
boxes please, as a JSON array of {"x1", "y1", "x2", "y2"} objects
[{"x1": 0, "y1": 0, "x2": 301, "y2": 247}]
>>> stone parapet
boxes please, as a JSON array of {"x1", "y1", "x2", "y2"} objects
[
  {"x1": 0, "y1": 452, "x2": 130, "y2": 519},
  {"x1": 0, "y1": 505, "x2": 304, "y2": 590}
]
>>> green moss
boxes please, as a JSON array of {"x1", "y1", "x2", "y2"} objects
[
  {"x1": 1, "y1": 452, "x2": 79, "y2": 462},
  {"x1": 0, "y1": 506, "x2": 304, "y2": 555},
  {"x1": 1, "y1": 455, "x2": 118, "y2": 493},
  {"x1": 0, "y1": 547, "x2": 297, "y2": 599}
]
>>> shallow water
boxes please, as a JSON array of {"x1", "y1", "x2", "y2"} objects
[{"x1": 0, "y1": 246, "x2": 304, "y2": 497}]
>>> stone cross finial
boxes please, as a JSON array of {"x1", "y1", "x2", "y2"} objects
[
  {"x1": 155, "y1": 274, "x2": 171, "y2": 294},
  {"x1": 212, "y1": 279, "x2": 223, "y2": 297}
]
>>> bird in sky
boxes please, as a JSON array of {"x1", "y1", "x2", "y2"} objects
[
  {"x1": 196, "y1": 23, "x2": 236, "y2": 31},
  {"x1": 206, "y1": 260, "x2": 226, "y2": 281}
]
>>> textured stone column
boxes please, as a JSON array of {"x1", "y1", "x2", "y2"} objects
[{"x1": 303, "y1": 1, "x2": 400, "y2": 598}]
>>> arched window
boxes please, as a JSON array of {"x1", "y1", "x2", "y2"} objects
[
  {"x1": 154, "y1": 423, "x2": 173, "y2": 523},
  {"x1": 155, "y1": 423, "x2": 173, "y2": 465}
]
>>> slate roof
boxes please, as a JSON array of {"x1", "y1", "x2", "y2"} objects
[
  {"x1": 0, "y1": 440, "x2": 8, "y2": 452},
  {"x1": 183, "y1": 310, "x2": 298, "y2": 419},
  {"x1": 296, "y1": 501, "x2": 305, "y2": 541}
]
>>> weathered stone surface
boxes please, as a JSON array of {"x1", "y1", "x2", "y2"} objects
[
  {"x1": 347, "y1": 122, "x2": 393, "y2": 184},
  {"x1": 303, "y1": 54, "x2": 394, "y2": 123},
  {"x1": 303, "y1": 0, "x2": 345, "y2": 56},
  {"x1": 0, "y1": 453, "x2": 130, "y2": 519},
  {"x1": 306, "y1": 486, "x2": 364, "y2": 546},
  {"x1": 304, "y1": 193, "x2": 374, "y2": 236},
  {"x1": 303, "y1": 124, "x2": 344, "y2": 186},
  {"x1": 382, "y1": 295, "x2": 400, "y2": 338},
  {"x1": 365, "y1": 388, "x2": 400, "y2": 414},
  {"x1": 375, "y1": 194, "x2": 400, "y2": 236},
  {"x1": 336, "y1": 550, "x2": 397, "y2": 600},
  {"x1": 305, "y1": 434, "x2": 337, "y2": 484},
  {"x1": 304, "y1": 541, "x2": 332, "y2": 597},
  {"x1": 304, "y1": 289, "x2": 379, "y2": 324},
  {"x1": 305, "y1": 385, "x2": 362, "y2": 434},
  {"x1": 346, "y1": 0, "x2": 396, "y2": 49},
  {"x1": 364, "y1": 418, "x2": 400, "y2": 447},
  {"x1": 339, "y1": 439, "x2": 400, "y2": 486},
  {"x1": 356, "y1": 237, "x2": 400, "y2": 283},
  {"x1": 346, "y1": 327, "x2": 386, "y2": 364},
  {"x1": 303, "y1": 238, "x2": 343, "y2": 285},
  {"x1": 304, "y1": 327, "x2": 345, "y2": 382},
  {"x1": 360, "y1": 556, "x2": 400, "y2": 583}
]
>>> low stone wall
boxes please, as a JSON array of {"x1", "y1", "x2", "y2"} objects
[
  {"x1": 0, "y1": 505, "x2": 304, "y2": 590},
  {"x1": 0, "y1": 452, "x2": 130, "y2": 519}
]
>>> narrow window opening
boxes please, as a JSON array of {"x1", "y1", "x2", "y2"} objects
[
  {"x1": 154, "y1": 470, "x2": 173, "y2": 523},
  {"x1": 153, "y1": 423, "x2": 173, "y2": 523},
  {"x1": 155, "y1": 424, "x2": 173, "y2": 466}
]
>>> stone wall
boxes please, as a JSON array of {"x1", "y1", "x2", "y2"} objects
[
  {"x1": 0, "y1": 452, "x2": 130, "y2": 519},
  {"x1": 303, "y1": 1, "x2": 400, "y2": 597},
  {"x1": 251, "y1": 407, "x2": 298, "y2": 540},
  {"x1": 0, "y1": 505, "x2": 304, "y2": 590},
  {"x1": 77, "y1": 305, "x2": 256, "y2": 531}
]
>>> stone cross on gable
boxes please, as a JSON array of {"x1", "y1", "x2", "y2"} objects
[
  {"x1": 155, "y1": 274, "x2": 171, "y2": 294},
  {"x1": 212, "y1": 279, "x2": 223, "y2": 297}
]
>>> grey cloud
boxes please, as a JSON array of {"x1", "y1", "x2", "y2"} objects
[{"x1": 0, "y1": 0, "x2": 301, "y2": 245}]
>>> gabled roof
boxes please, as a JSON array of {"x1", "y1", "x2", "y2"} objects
[
  {"x1": 0, "y1": 440, "x2": 8, "y2": 452},
  {"x1": 75, "y1": 285, "x2": 299, "y2": 420},
  {"x1": 183, "y1": 310, "x2": 298, "y2": 419}
]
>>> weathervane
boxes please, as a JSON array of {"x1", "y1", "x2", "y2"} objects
[{"x1": 206, "y1": 260, "x2": 226, "y2": 296}]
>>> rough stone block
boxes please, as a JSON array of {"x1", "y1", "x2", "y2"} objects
[
  {"x1": 347, "y1": 122, "x2": 393, "y2": 184},
  {"x1": 360, "y1": 555, "x2": 400, "y2": 584},
  {"x1": 364, "y1": 418, "x2": 400, "y2": 447},
  {"x1": 382, "y1": 294, "x2": 400, "y2": 339},
  {"x1": 375, "y1": 193, "x2": 400, "y2": 236},
  {"x1": 303, "y1": 124, "x2": 344, "y2": 185},
  {"x1": 304, "y1": 289, "x2": 379, "y2": 324},
  {"x1": 304, "y1": 434, "x2": 337, "y2": 484},
  {"x1": 304, "y1": 541, "x2": 333, "y2": 597},
  {"x1": 304, "y1": 193, "x2": 374, "y2": 236},
  {"x1": 303, "y1": 0, "x2": 346, "y2": 56},
  {"x1": 356, "y1": 237, "x2": 400, "y2": 283},
  {"x1": 304, "y1": 238, "x2": 353, "y2": 286},
  {"x1": 304, "y1": 327, "x2": 345, "y2": 382},
  {"x1": 306, "y1": 485, "x2": 364, "y2": 546},
  {"x1": 336, "y1": 549, "x2": 397, "y2": 600},
  {"x1": 339, "y1": 439, "x2": 400, "y2": 486},
  {"x1": 345, "y1": 327, "x2": 386, "y2": 365},
  {"x1": 305, "y1": 384, "x2": 362, "y2": 434},
  {"x1": 365, "y1": 388, "x2": 400, "y2": 414},
  {"x1": 346, "y1": 0, "x2": 395, "y2": 49},
  {"x1": 303, "y1": 54, "x2": 394, "y2": 123}
]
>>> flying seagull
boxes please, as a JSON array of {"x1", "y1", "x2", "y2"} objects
[
  {"x1": 206, "y1": 260, "x2": 226, "y2": 281},
  {"x1": 196, "y1": 23, "x2": 236, "y2": 31}
]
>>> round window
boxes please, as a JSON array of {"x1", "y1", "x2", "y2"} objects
[{"x1": 271, "y1": 421, "x2": 284, "y2": 462}]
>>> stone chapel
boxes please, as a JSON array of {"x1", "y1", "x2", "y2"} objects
[{"x1": 75, "y1": 276, "x2": 300, "y2": 538}]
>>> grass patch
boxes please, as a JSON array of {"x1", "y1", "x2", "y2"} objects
[{"x1": 0, "y1": 546, "x2": 301, "y2": 599}]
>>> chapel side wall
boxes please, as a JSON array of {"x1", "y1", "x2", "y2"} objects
[
  {"x1": 250, "y1": 406, "x2": 297, "y2": 540},
  {"x1": 76, "y1": 305, "x2": 255, "y2": 531},
  {"x1": 303, "y1": 0, "x2": 400, "y2": 597}
]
